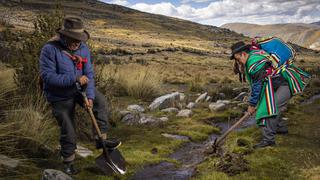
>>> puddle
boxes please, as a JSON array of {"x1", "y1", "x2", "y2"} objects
[{"x1": 132, "y1": 115, "x2": 256, "y2": 180}]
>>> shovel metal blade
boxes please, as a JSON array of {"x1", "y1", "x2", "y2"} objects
[{"x1": 95, "y1": 149, "x2": 127, "y2": 175}]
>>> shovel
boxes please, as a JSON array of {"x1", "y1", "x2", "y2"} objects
[
  {"x1": 76, "y1": 83, "x2": 127, "y2": 175},
  {"x1": 212, "y1": 112, "x2": 251, "y2": 153}
]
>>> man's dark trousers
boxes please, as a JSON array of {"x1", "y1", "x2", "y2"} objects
[{"x1": 51, "y1": 89, "x2": 108, "y2": 160}]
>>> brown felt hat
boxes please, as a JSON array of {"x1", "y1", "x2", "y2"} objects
[
  {"x1": 57, "y1": 17, "x2": 90, "y2": 42},
  {"x1": 230, "y1": 41, "x2": 251, "y2": 60}
]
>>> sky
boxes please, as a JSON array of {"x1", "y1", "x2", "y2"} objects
[{"x1": 99, "y1": 0, "x2": 320, "y2": 27}]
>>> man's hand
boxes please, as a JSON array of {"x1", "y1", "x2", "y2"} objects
[
  {"x1": 77, "y1": 75, "x2": 89, "y2": 86},
  {"x1": 247, "y1": 105, "x2": 256, "y2": 115}
]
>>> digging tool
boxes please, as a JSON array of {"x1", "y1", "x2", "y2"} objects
[
  {"x1": 212, "y1": 112, "x2": 251, "y2": 153},
  {"x1": 76, "y1": 82, "x2": 127, "y2": 175}
]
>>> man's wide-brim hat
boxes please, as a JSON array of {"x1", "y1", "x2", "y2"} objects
[
  {"x1": 57, "y1": 17, "x2": 90, "y2": 42},
  {"x1": 230, "y1": 41, "x2": 251, "y2": 60}
]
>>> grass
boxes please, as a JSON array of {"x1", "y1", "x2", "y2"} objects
[{"x1": 194, "y1": 98, "x2": 320, "y2": 180}]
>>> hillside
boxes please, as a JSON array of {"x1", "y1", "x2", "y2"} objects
[
  {"x1": 221, "y1": 22, "x2": 320, "y2": 50},
  {"x1": 0, "y1": 1, "x2": 319, "y2": 180}
]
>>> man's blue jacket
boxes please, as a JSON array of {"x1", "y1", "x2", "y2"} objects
[{"x1": 39, "y1": 39, "x2": 95, "y2": 102}]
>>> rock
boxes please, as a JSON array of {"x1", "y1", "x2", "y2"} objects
[
  {"x1": 127, "y1": 104, "x2": 145, "y2": 113},
  {"x1": 41, "y1": 169, "x2": 73, "y2": 180},
  {"x1": 119, "y1": 110, "x2": 131, "y2": 117},
  {"x1": 218, "y1": 93, "x2": 226, "y2": 99},
  {"x1": 161, "y1": 107, "x2": 179, "y2": 113},
  {"x1": 0, "y1": 155, "x2": 19, "y2": 168},
  {"x1": 139, "y1": 114, "x2": 159, "y2": 124},
  {"x1": 205, "y1": 96, "x2": 212, "y2": 102},
  {"x1": 217, "y1": 100, "x2": 231, "y2": 104},
  {"x1": 186, "y1": 102, "x2": 196, "y2": 109},
  {"x1": 159, "y1": 117, "x2": 169, "y2": 122},
  {"x1": 209, "y1": 102, "x2": 227, "y2": 111},
  {"x1": 76, "y1": 145, "x2": 93, "y2": 158},
  {"x1": 149, "y1": 92, "x2": 180, "y2": 111},
  {"x1": 179, "y1": 93, "x2": 186, "y2": 101},
  {"x1": 233, "y1": 92, "x2": 248, "y2": 102},
  {"x1": 177, "y1": 109, "x2": 193, "y2": 118},
  {"x1": 121, "y1": 112, "x2": 140, "y2": 125},
  {"x1": 195, "y1": 92, "x2": 208, "y2": 103},
  {"x1": 161, "y1": 133, "x2": 189, "y2": 140}
]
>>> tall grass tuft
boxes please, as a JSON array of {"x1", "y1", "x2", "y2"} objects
[{"x1": 96, "y1": 64, "x2": 162, "y2": 101}]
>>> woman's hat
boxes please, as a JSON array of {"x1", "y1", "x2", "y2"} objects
[{"x1": 230, "y1": 41, "x2": 251, "y2": 60}]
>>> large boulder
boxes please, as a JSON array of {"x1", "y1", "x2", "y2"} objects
[
  {"x1": 41, "y1": 169, "x2": 73, "y2": 180},
  {"x1": 195, "y1": 92, "x2": 208, "y2": 103},
  {"x1": 149, "y1": 92, "x2": 180, "y2": 111},
  {"x1": 127, "y1": 104, "x2": 145, "y2": 113},
  {"x1": 177, "y1": 109, "x2": 193, "y2": 118}
]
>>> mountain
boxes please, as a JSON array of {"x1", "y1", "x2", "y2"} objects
[
  {"x1": 0, "y1": 0, "x2": 242, "y2": 50},
  {"x1": 311, "y1": 21, "x2": 320, "y2": 26},
  {"x1": 221, "y1": 23, "x2": 320, "y2": 50}
]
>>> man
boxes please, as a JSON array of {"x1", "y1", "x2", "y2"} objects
[
  {"x1": 230, "y1": 41, "x2": 309, "y2": 149},
  {"x1": 39, "y1": 17, "x2": 120, "y2": 175}
]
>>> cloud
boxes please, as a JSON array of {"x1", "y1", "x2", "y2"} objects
[
  {"x1": 101, "y1": 0, "x2": 320, "y2": 26},
  {"x1": 101, "y1": 0, "x2": 130, "y2": 6}
]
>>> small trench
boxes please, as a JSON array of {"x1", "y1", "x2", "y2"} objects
[{"x1": 132, "y1": 116, "x2": 256, "y2": 180}]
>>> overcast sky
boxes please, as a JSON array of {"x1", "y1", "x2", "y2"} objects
[{"x1": 99, "y1": 0, "x2": 320, "y2": 27}]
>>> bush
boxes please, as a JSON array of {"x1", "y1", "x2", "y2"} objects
[{"x1": 2, "y1": 5, "x2": 64, "y2": 95}]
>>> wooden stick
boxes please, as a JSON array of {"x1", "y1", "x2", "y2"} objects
[{"x1": 215, "y1": 112, "x2": 251, "y2": 146}]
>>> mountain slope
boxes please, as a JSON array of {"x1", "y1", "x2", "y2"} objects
[{"x1": 221, "y1": 23, "x2": 320, "y2": 50}]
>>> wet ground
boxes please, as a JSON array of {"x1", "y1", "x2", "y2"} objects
[{"x1": 132, "y1": 115, "x2": 256, "y2": 180}]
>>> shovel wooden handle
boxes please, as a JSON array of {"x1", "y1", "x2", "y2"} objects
[
  {"x1": 214, "y1": 112, "x2": 251, "y2": 146},
  {"x1": 83, "y1": 96, "x2": 104, "y2": 138}
]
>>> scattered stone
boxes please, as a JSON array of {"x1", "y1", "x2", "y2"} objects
[
  {"x1": 119, "y1": 110, "x2": 131, "y2": 116},
  {"x1": 161, "y1": 107, "x2": 179, "y2": 113},
  {"x1": 217, "y1": 100, "x2": 231, "y2": 104},
  {"x1": 195, "y1": 92, "x2": 208, "y2": 103},
  {"x1": 159, "y1": 117, "x2": 169, "y2": 122},
  {"x1": 121, "y1": 112, "x2": 140, "y2": 125},
  {"x1": 186, "y1": 102, "x2": 196, "y2": 109},
  {"x1": 76, "y1": 145, "x2": 93, "y2": 158},
  {"x1": 161, "y1": 133, "x2": 189, "y2": 140},
  {"x1": 205, "y1": 96, "x2": 212, "y2": 102},
  {"x1": 149, "y1": 92, "x2": 180, "y2": 111},
  {"x1": 177, "y1": 109, "x2": 193, "y2": 118},
  {"x1": 218, "y1": 93, "x2": 226, "y2": 99},
  {"x1": 139, "y1": 114, "x2": 159, "y2": 124},
  {"x1": 127, "y1": 104, "x2": 145, "y2": 113},
  {"x1": 233, "y1": 92, "x2": 248, "y2": 102},
  {"x1": 41, "y1": 169, "x2": 73, "y2": 180},
  {"x1": 0, "y1": 155, "x2": 19, "y2": 168},
  {"x1": 179, "y1": 93, "x2": 186, "y2": 102},
  {"x1": 209, "y1": 102, "x2": 227, "y2": 111}
]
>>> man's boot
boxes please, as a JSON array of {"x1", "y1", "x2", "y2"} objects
[
  {"x1": 95, "y1": 133, "x2": 121, "y2": 149},
  {"x1": 63, "y1": 154, "x2": 79, "y2": 175}
]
